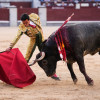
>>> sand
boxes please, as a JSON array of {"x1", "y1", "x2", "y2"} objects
[{"x1": 0, "y1": 26, "x2": 100, "y2": 100}]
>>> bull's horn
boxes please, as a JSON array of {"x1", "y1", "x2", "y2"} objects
[
  {"x1": 29, "y1": 52, "x2": 45, "y2": 66},
  {"x1": 36, "y1": 52, "x2": 45, "y2": 61}
]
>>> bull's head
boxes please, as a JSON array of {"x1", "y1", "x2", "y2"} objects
[
  {"x1": 29, "y1": 39, "x2": 59, "y2": 77},
  {"x1": 30, "y1": 51, "x2": 57, "y2": 77}
]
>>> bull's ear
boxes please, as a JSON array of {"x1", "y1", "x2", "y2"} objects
[
  {"x1": 41, "y1": 40, "x2": 47, "y2": 46},
  {"x1": 40, "y1": 40, "x2": 47, "y2": 50},
  {"x1": 42, "y1": 40, "x2": 47, "y2": 43}
]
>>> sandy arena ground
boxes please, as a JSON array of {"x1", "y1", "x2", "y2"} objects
[{"x1": 0, "y1": 26, "x2": 100, "y2": 100}]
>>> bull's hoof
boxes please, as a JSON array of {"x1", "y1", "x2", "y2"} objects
[
  {"x1": 88, "y1": 80, "x2": 94, "y2": 86},
  {"x1": 73, "y1": 79, "x2": 78, "y2": 84}
]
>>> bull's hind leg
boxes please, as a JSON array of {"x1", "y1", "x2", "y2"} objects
[
  {"x1": 75, "y1": 53, "x2": 94, "y2": 85},
  {"x1": 67, "y1": 63, "x2": 78, "y2": 84}
]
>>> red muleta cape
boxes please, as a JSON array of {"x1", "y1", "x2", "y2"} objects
[{"x1": 0, "y1": 48, "x2": 36, "y2": 88}]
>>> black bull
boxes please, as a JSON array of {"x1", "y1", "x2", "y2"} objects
[{"x1": 31, "y1": 23, "x2": 100, "y2": 85}]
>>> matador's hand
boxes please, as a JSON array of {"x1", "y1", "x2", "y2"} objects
[{"x1": 6, "y1": 47, "x2": 12, "y2": 52}]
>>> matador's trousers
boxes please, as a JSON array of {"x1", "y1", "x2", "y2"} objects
[{"x1": 25, "y1": 32, "x2": 43, "y2": 63}]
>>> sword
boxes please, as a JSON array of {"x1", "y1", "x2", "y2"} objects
[
  {"x1": 0, "y1": 50, "x2": 15, "y2": 55},
  {"x1": 0, "y1": 50, "x2": 6, "y2": 53}
]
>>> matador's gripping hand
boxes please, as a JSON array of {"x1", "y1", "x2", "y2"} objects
[{"x1": 6, "y1": 43, "x2": 13, "y2": 52}]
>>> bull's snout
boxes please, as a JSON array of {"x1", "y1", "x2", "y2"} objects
[{"x1": 47, "y1": 71, "x2": 56, "y2": 77}]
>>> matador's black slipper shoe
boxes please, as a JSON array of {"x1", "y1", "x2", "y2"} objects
[{"x1": 51, "y1": 76, "x2": 61, "y2": 81}]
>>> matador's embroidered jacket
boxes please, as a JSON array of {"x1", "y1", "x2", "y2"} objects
[{"x1": 10, "y1": 13, "x2": 44, "y2": 62}]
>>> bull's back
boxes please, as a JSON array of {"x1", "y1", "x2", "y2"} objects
[{"x1": 65, "y1": 23, "x2": 100, "y2": 55}]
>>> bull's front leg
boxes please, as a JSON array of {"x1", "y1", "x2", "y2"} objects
[
  {"x1": 75, "y1": 54, "x2": 94, "y2": 86},
  {"x1": 67, "y1": 63, "x2": 78, "y2": 84}
]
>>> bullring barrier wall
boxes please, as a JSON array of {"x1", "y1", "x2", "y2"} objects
[{"x1": 0, "y1": 5, "x2": 100, "y2": 26}]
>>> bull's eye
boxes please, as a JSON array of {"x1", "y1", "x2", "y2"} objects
[{"x1": 42, "y1": 60, "x2": 48, "y2": 66}]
